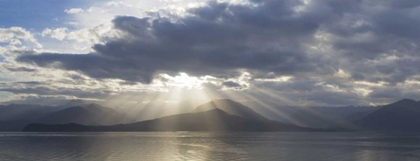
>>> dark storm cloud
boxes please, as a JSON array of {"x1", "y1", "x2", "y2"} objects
[
  {"x1": 17, "y1": 0, "x2": 334, "y2": 83},
  {"x1": 311, "y1": 0, "x2": 420, "y2": 86},
  {"x1": 367, "y1": 87, "x2": 402, "y2": 99},
  {"x1": 365, "y1": 85, "x2": 420, "y2": 104},
  {"x1": 222, "y1": 81, "x2": 241, "y2": 88},
  {"x1": 0, "y1": 95, "x2": 73, "y2": 106},
  {"x1": 18, "y1": 53, "x2": 155, "y2": 83},
  {"x1": 11, "y1": 0, "x2": 420, "y2": 106},
  {"x1": 348, "y1": 56, "x2": 420, "y2": 85},
  {"x1": 377, "y1": 0, "x2": 420, "y2": 8},
  {"x1": 16, "y1": 81, "x2": 43, "y2": 85},
  {"x1": 4, "y1": 66, "x2": 37, "y2": 72},
  {"x1": 0, "y1": 86, "x2": 111, "y2": 99}
]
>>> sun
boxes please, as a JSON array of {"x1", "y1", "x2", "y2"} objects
[{"x1": 161, "y1": 72, "x2": 206, "y2": 89}]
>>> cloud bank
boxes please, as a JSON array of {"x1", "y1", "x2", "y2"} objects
[{"x1": 1, "y1": 0, "x2": 420, "y2": 106}]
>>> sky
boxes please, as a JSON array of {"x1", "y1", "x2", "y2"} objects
[{"x1": 1, "y1": 0, "x2": 420, "y2": 109}]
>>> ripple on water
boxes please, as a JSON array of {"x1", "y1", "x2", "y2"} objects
[{"x1": 1, "y1": 132, "x2": 420, "y2": 161}]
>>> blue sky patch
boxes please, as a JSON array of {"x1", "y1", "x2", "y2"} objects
[{"x1": 0, "y1": 0, "x2": 91, "y2": 30}]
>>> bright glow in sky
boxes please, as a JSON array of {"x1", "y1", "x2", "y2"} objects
[{"x1": 1, "y1": 0, "x2": 420, "y2": 109}]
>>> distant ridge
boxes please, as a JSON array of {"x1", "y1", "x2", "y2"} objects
[
  {"x1": 23, "y1": 99, "x2": 311, "y2": 132},
  {"x1": 37, "y1": 104, "x2": 134, "y2": 125},
  {"x1": 0, "y1": 101, "x2": 134, "y2": 131},
  {"x1": 354, "y1": 99, "x2": 420, "y2": 132},
  {"x1": 62, "y1": 100, "x2": 87, "y2": 108},
  {"x1": 13, "y1": 98, "x2": 420, "y2": 132},
  {"x1": 193, "y1": 99, "x2": 269, "y2": 121}
]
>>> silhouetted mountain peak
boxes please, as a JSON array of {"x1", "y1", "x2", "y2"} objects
[
  {"x1": 193, "y1": 99, "x2": 269, "y2": 121},
  {"x1": 63, "y1": 100, "x2": 87, "y2": 107},
  {"x1": 380, "y1": 98, "x2": 419, "y2": 111},
  {"x1": 35, "y1": 103, "x2": 134, "y2": 126},
  {"x1": 83, "y1": 103, "x2": 121, "y2": 116},
  {"x1": 59, "y1": 106, "x2": 89, "y2": 113},
  {"x1": 84, "y1": 103, "x2": 103, "y2": 110},
  {"x1": 24, "y1": 107, "x2": 310, "y2": 132},
  {"x1": 355, "y1": 98, "x2": 420, "y2": 132},
  {"x1": 86, "y1": 103, "x2": 102, "y2": 107},
  {"x1": 198, "y1": 108, "x2": 229, "y2": 115},
  {"x1": 212, "y1": 98, "x2": 235, "y2": 103},
  {"x1": 393, "y1": 99, "x2": 417, "y2": 105}
]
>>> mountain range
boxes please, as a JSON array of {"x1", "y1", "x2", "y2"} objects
[
  {"x1": 354, "y1": 99, "x2": 420, "y2": 132},
  {"x1": 0, "y1": 101, "x2": 134, "y2": 131},
  {"x1": 2, "y1": 98, "x2": 420, "y2": 132},
  {"x1": 279, "y1": 105, "x2": 381, "y2": 128},
  {"x1": 23, "y1": 99, "x2": 311, "y2": 132},
  {"x1": 193, "y1": 99, "x2": 270, "y2": 121}
]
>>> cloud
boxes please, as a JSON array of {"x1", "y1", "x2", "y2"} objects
[
  {"x1": 0, "y1": 86, "x2": 110, "y2": 98},
  {"x1": 0, "y1": 27, "x2": 42, "y2": 48},
  {"x1": 4, "y1": 0, "x2": 420, "y2": 106},
  {"x1": 222, "y1": 81, "x2": 241, "y2": 88},
  {"x1": 64, "y1": 8, "x2": 84, "y2": 14},
  {"x1": 42, "y1": 28, "x2": 69, "y2": 41},
  {"x1": 18, "y1": 0, "x2": 330, "y2": 83},
  {"x1": 4, "y1": 66, "x2": 37, "y2": 72},
  {"x1": 37, "y1": 24, "x2": 116, "y2": 53},
  {"x1": 0, "y1": 94, "x2": 76, "y2": 106}
]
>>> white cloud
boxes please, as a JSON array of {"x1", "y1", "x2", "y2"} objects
[
  {"x1": 41, "y1": 28, "x2": 69, "y2": 41},
  {"x1": 68, "y1": 21, "x2": 79, "y2": 26},
  {"x1": 9, "y1": 39, "x2": 22, "y2": 46},
  {"x1": 0, "y1": 27, "x2": 42, "y2": 48},
  {"x1": 64, "y1": 8, "x2": 84, "y2": 14},
  {"x1": 160, "y1": 73, "x2": 207, "y2": 89},
  {"x1": 39, "y1": 23, "x2": 117, "y2": 53},
  {"x1": 66, "y1": 0, "x2": 201, "y2": 29}
]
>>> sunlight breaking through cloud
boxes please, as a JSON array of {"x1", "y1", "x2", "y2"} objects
[{"x1": 1, "y1": 0, "x2": 420, "y2": 107}]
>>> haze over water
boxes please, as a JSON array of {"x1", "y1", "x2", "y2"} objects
[{"x1": 1, "y1": 132, "x2": 420, "y2": 161}]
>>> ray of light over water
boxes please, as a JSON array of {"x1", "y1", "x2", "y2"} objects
[{"x1": 1, "y1": 132, "x2": 420, "y2": 161}]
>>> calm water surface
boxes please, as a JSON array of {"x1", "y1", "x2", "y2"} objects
[{"x1": 0, "y1": 132, "x2": 420, "y2": 161}]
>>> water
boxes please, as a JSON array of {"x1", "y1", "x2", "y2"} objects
[{"x1": 0, "y1": 132, "x2": 420, "y2": 161}]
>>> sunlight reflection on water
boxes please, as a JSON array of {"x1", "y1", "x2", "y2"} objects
[{"x1": 0, "y1": 132, "x2": 420, "y2": 161}]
